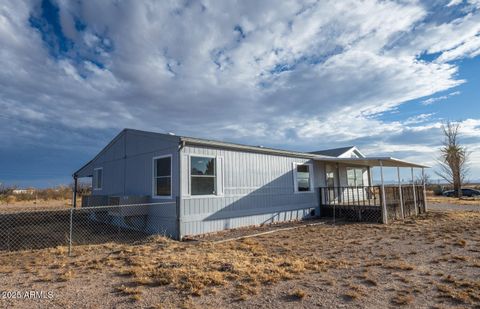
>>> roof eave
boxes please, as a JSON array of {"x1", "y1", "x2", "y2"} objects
[
  {"x1": 314, "y1": 156, "x2": 430, "y2": 168},
  {"x1": 180, "y1": 137, "x2": 330, "y2": 159}
]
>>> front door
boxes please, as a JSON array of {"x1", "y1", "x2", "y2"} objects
[{"x1": 325, "y1": 164, "x2": 337, "y2": 203}]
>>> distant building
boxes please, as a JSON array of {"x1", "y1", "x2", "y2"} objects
[{"x1": 12, "y1": 189, "x2": 36, "y2": 195}]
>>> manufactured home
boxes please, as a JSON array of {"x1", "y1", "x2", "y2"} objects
[{"x1": 73, "y1": 129, "x2": 428, "y2": 239}]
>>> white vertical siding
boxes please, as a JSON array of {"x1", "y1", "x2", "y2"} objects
[{"x1": 180, "y1": 145, "x2": 320, "y2": 237}]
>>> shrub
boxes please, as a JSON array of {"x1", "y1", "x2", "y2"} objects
[
  {"x1": 290, "y1": 289, "x2": 307, "y2": 300},
  {"x1": 432, "y1": 185, "x2": 444, "y2": 196}
]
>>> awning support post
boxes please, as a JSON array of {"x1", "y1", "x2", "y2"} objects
[
  {"x1": 397, "y1": 167, "x2": 404, "y2": 219},
  {"x1": 73, "y1": 176, "x2": 78, "y2": 209},
  {"x1": 379, "y1": 161, "x2": 388, "y2": 224},
  {"x1": 422, "y1": 167, "x2": 428, "y2": 212},
  {"x1": 411, "y1": 168, "x2": 418, "y2": 216},
  {"x1": 367, "y1": 167, "x2": 373, "y2": 186},
  {"x1": 336, "y1": 163, "x2": 341, "y2": 203}
]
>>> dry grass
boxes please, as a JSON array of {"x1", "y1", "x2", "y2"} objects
[
  {"x1": 436, "y1": 284, "x2": 471, "y2": 303},
  {"x1": 57, "y1": 270, "x2": 75, "y2": 282},
  {"x1": 289, "y1": 288, "x2": 307, "y2": 300},
  {"x1": 0, "y1": 198, "x2": 77, "y2": 211},
  {"x1": 391, "y1": 290, "x2": 414, "y2": 305},
  {"x1": 110, "y1": 236, "x2": 331, "y2": 297},
  {"x1": 343, "y1": 284, "x2": 367, "y2": 301},
  {"x1": 0, "y1": 236, "x2": 333, "y2": 300},
  {"x1": 427, "y1": 195, "x2": 480, "y2": 206},
  {"x1": 115, "y1": 285, "x2": 143, "y2": 302},
  {"x1": 0, "y1": 211, "x2": 479, "y2": 307}
]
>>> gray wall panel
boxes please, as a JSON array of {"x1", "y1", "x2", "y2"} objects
[
  {"x1": 180, "y1": 145, "x2": 320, "y2": 237},
  {"x1": 90, "y1": 130, "x2": 180, "y2": 200},
  {"x1": 86, "y1": 130, "x2": 180, "y2": 238}
]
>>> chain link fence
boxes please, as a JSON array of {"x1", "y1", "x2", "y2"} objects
[{"x1": 0, "y1": 202, "x2": 176, "y2": 254}]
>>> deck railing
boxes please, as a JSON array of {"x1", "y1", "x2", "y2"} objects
[
  {"x1": 319, "y1": 186, "x2": 382, "y2": 207},
  {"x1": 319, "y1": 185, "x2": 426, "y2": 223}
]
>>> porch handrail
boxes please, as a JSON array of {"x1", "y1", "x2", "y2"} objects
[
  {"x1": 319, "y1": 186, "x2": 382, "y2": 207},
  {"x1": 318, "y1": 185, "x2": 425, "y2": 206}
]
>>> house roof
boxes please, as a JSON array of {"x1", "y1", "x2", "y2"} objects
[
  {"x1": 74, "y1": 129, "x2": 428, "y2": 177},
  {"x1": 179, "y1": 135, "x2": 427, "y2": 167},
  {"x1": 179, "y1": 136, "x2": 331, "y2": 159},
  {"x1": 310, "y1": 146, "x2": 356, "y2": 157}
]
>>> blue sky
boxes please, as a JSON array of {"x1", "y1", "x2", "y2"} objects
[{"x1": 1, "y1": 0, "x2": 480, "y2": 188}]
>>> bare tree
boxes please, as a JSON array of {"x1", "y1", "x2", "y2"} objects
[
  {"x1": 435, "y1": 121, "x2": 469, "y2": 197},
  {"x1": 69, "y1": 181, "x2": 92, "y2": 196},
  {"x1": 415, "y1": 173, "x2": 431, "y2": 186}
]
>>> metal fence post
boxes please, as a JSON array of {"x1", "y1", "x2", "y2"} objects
[
  {"x1": 176, "y1": 196, "x2": 181, "y2": 240},
  {"x1": 68, "y1": 207, "x2": 73, "y2": 256},
  {"x1": 379, "y1": 161, "x2": 388, "y2": 224},
  {"x1": 7, "y1": 218, "x2": 11, "y2": 251},
  {"x1": 332, "y1": 187, "x2": 336, "y2": 225},
  {"x1": 422, "y1": 167, "x2": 428, "y2": 212},
  {"x1": 411, "y1": 168, "x2": 418, "y2": 216},
  {"x1": 318, "y1": 188, "x2": 322, "y2": 217},
  {"x1": 333, "y1": 202, "x2": 336, "y2": 225},
  {"x1": 397, "y1": 167, "x2": 404, "y2": 219}
]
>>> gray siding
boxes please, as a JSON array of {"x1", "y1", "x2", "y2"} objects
[
  {"x1": 87, "y1": 130, "x2": 180, "y2": 199},
  {"x1": 180, "y1": 145, "x2": 321, "y2": 237},
  {"x1": 79, "y1": 130, "x2": 181, "y2": 238},
  {"x1": 123, "y1": 130, "x2": 180, "y2": 199}
]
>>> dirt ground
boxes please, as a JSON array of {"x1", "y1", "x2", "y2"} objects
[
  {"x1": 0, "y1": 210, "x2": 479, "y2": 308},
  {"x1": 429, "y1": 203, "x2": 480, "y2": 212},
  {"x1": 427, "y1": 195, "x2": 480, "y2": 206}
]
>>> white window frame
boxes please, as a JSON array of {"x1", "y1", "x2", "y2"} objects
[
  {"x1": 93, "y1": 167, "x2": 103, "y2": 191},
  {"x1": 346, "y1": 167, "x2": 365, "y2": 187},
  {"x1": 152, "y1": 154, "x2": 172, "y2": 199},
  {"x1": 293, "y1": 162, "x2": 314, "y2": 193},
  {"x1": 189, "y1": 154, "x2": 217, "y2": 197}
]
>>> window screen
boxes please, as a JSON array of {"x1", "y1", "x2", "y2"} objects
[
  {"x1": 154, "y1": 156, "x2": 171, "y2": 196},
  {"x1": 296, "y1": 164, "x2": 311, "y2": 192},
  {"x1": 191, "y1": 156, "x2": 216, "y2": 195},
  {"x1": 94, "y1": 168, "x2": 103, "y2": 190}
]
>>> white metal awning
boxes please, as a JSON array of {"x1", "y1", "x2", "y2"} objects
[{"x1": 314, "y1": 156, "x2": 429, "y2": 168}]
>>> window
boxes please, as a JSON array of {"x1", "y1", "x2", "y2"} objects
[
  {"x1": 153, "y1": 156, "x2": 171, "y2": 197},
  {"x1": 93, "y1": 168, "x2": 103, "y2": 190},
  {"x1": 190, "y1": 156, "x2": 216, "y2": 195},
  {"x1": 295, "y1": 163, "x2": 312, "y2": 192},
  {"x1": 347, "y1": 167, "x2": 365, "y2": 187}
]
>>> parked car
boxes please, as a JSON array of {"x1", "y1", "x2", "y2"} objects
[{"x1": 443, "y1": 188, "x2": 480, "y2": 197}]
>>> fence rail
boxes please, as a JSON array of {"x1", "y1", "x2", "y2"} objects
[
  {"x1": 319, "y1": 185, "x2": 426, "y2": 223},
  {"x1": 0, "y1": 202, "x2": 176, "y2": 254}
]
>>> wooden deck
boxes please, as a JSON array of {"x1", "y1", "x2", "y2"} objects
[{"x1": 319, "y1": 185, "x2": 426, "y2": 223}]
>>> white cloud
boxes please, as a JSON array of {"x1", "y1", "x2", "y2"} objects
[
  {"x1": 388, "y1": 7, "x2": 480, "y2": 62},
  {"x1": 436, "y1": 35, "x2": 480, "y2": 62},
  {"x1": 0, "y1": 0, "x2": 480, "y2": 181},
  {"x1": 421, "y1": 91, "x2": 461, "y2": 105},
  {"x1": 447, "y1": 0, "x2": 464, "y2": 7}
]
